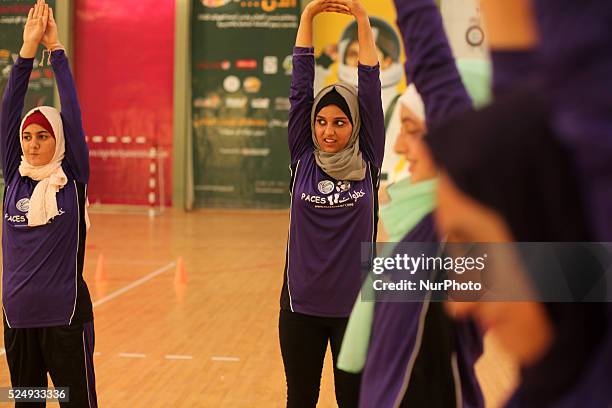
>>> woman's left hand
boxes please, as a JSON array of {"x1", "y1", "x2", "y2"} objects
[
  {"x1": 41, "y1": 5, "x2": 62, "y2": 50},
  {"x1": 334, "y1": 0, "x2": 368, "y2": 20}
]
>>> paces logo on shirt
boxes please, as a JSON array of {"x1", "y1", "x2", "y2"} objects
[
  {"x1": 5, "y1": 196, "x2": 66, "y2": 225},
  {"x1": 5, "y1": 213, "x2": 27, "y2": 223},
  {"x1": 302, "y1": 179, "x2": 366, "y2": 209},
  {"x1": 5, "y1": 197, "x2": 30, "y2": 223},
  {"x1": 16, "y1": 198, "x2": 30, "y2": 213}
]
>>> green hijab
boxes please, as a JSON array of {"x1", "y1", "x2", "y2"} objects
[
  {"x1": 337, "y1": 58, "x2": 490, "y2": 373},
  {"x1": 337, "y1": 178, "x2": 437, "y2": 373}
]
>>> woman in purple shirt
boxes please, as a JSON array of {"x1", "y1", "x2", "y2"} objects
[
  {"x1": 427, "y1": 86, "x2": 611, "y2": 408},
  {"x1": 338, "y1": 1, "x2": 484, "y2": 406},
  {"x1": 480, "y1": 0, "x2": 612, "y2": 241},
  {"x1": 1, "y1": 2, "x2": 97, "y2": 406},
  {"x1": 278, "y1": 0, "x2": 384, "y2": 406},
  {"x1": 426, "y1": 3, "x2": 612, "y2": 405}
]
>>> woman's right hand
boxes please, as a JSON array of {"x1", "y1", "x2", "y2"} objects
[
  {"x1": 303, "y1": 0, "x2": 350, "y2": 20},
  {"x1": 23, "y1": 0, "x2": 48, "y2": 46}
]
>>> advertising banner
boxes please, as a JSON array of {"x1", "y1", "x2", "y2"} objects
[{"x1": 191, "y1": 0, "x2": 299, "y2": 208}]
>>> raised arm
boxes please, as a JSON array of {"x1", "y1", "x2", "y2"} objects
[
  {"x1": 480, "y1": 0, "x2": 539, "y2": 96},
  {"x1": 289, "y1": 1, "x2": 349, "y2": 163},
  {"x1": 349, "y1": 0, "x2": 378, "y2": 67},
  {"x1": 42, "y1": 4, "x2": 89, "y2": 183},
  {"x1": 393, "y1": 0, "x2": 471, "y2": 128},
  {"x1": 1, "y1": 1, "x2": 48, "y2": 180},
  {"x1": 341, "y1": 0, "x2": 384, "y2": 167}
]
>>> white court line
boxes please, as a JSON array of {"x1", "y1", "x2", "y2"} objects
[
  {"x1": 118, "y1": 353, "x2": 146, "y2": 359},
  {"x1": 211, "y1": 356, "x2": 240, "y2": 362},
  {"x1": 0, "y1": 348, "x2": 5, "y2": 356},
  {"x1": 93, "y1": 261, "x2": 176, "y2": 308},
  {"x1": 93, "y1": 352, "x2": 102, "y2": 357},
  {"x1": 165, "y1": 355, "x2": 194, "y2": 360}
]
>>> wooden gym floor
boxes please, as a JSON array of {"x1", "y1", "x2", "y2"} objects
[{"x1": 0, "y1": 210, "x2": 516, "y2": 407}]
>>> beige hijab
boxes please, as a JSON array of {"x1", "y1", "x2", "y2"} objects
[{"x1": 311, "y1": 83, "x2": 367, "y2": 181}]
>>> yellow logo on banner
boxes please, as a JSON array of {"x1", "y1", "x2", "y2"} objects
[
  {"x1": 202, "y1": 0, "x2": 232, "y2": 7},
  {"x1": 239, "y1": 0, "x2": 297, "y2": 12}
]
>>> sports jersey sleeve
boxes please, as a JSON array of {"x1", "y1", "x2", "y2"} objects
[
  {"x1": 288, "y1": 46, "x2": 315, "y2": 164},
  {"x1": 394, "y1": 0, "x2": 472, "y2": 128},
  {"x1": 0, "y1": 57, "x2": 34, "y2": 181},
  {"x1": 358, "y1": 63, "x2": 385, "y2": 168},
  {"x1": 51, "y1": 49, "x2": 89, "y2": 183},
  {"x1": 491, "y1": 50, "x2": 537, "y2": 97}
]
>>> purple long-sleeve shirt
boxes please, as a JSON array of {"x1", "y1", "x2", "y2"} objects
[
  {"x1": 489, "y1": 1, "x2": 612, "y2": 240},
  {"x1": 1, "y1": 50, "x2": 92, "y2": 328},
  {"x1": 397, "y1": 0, "x2": 471, "y2": 128},
  {"x1": 361, "y1": 215, "x2": 437, "y2": 408},
  {"x1": 358, "y1": 1, "x2": 482, "y2": 407},
  {"x1": 490, "y1": 50, "x2": 538, "y2": 97},
  {"x1": 362, "y1": 215, "x2": 484, "y2": 408},
  {"x1": 527, "y1": 6, "x2": 612, "y2": 403},
  {"x1": 536, "y1": 0, "x2": 612, "y2": 241},
  {"x1": 505, "y1": 306, "x2": 612, "y2": 408},
  {"x1": 280, "y1": 47, "x2": 384, "y2": 317}
]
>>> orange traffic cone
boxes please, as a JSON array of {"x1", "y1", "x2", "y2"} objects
[
  {"x1": 174, "y1": 257, "x2": 188, "y2": 284},
  {"x1": 95, "y1": 254, "x2": 107, "y2": 282},
  {"x1": 174, "y1": 280, "x2": 187, "y2": 303},
  {"x1": 95, "y1": 280, "x2": 109, "y2": 300}
]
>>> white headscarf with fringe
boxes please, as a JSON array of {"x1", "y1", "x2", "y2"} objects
[{"x1": 19, "y1": 106, "x2": 68, "y2": 227}]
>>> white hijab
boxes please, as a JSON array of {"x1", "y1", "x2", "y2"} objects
[
  {"x1": 399, "y1": 84, "x2": 425, "y2": 121},
  {"x1": 18, "y1": 106, "x2": 68, "y2": 227},
  {"x1": 387, "y1": 85, "x2": 425, "y2": 183}
]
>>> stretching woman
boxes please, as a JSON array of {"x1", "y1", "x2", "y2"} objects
[
  {"x1": 338, "y1": 0, "x2": 486, "y2": 406},
  {"x1": 427, "y1": 85, "x2": 611, "y2": 408},
  {"x1": 279, "y1": 0, "x2": 384, "y2": 406},
  {"x1": 1, "y1": 1, "x2": 96, "y2": 406}
]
